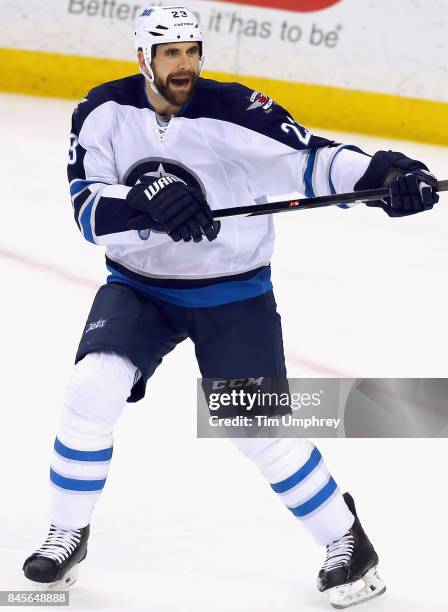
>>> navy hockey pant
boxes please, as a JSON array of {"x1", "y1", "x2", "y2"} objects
[{"x1": 76, "y1": 282, "x2": 287, "y2": 402}]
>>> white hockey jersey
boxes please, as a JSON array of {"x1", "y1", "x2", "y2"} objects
[{"x1": 68, "y1": 75, "x2": 371, "y2": 307}]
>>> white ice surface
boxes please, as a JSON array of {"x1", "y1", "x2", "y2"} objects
[{"x1": 0, "y1": 93, "x2": 447, "y2": 611}]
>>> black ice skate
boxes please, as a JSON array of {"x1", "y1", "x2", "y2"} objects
[
  {"x1": 317, "y1": 493, "x2": 386, "y2": 609},
  {"x1": 23, "y1": 524, "x2": 90, "y2": 590}
]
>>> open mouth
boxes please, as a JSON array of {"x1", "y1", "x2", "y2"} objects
[{"x1": 169, "y1": 76, "x2": 191, "y2": 90}]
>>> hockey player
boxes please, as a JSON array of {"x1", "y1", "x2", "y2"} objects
[{"x1": 23, "y1": 6, "x2": 438, "y2": 609}]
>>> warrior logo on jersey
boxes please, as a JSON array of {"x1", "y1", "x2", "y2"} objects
[{"x1": 247, "y1": 91, "x2": 274, "y2": 113}]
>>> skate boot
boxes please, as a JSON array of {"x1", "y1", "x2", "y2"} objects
[
  {"x1": 317, "y1": 493, "x2": 386, "y2": 609},
  {"x1": 23, "y1": 524, "x2": 90, "y2": 590}
]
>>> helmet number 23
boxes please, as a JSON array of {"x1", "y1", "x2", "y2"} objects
[{"x1": 171, "y1": 10, "x2": 188, "y2": 18}]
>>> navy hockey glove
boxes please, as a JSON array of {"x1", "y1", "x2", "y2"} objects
[
  {"x1": 355, "y1": 150, "x2": 439, "y2": 217},
  {"x1": 126, "y1": 175, "x2": 220, "y2": 242}
]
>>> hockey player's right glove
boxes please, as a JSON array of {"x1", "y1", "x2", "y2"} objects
[
  {"x1": 126, "y1": 175, "x2": 220, "y2": 242},
  {"x1": 355, "y1": 150, "x2": 439, "y2": 217}
]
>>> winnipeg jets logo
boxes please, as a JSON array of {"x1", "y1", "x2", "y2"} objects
[
  {"x1": 123, "y1": 159, "x2": 205, "y2": 194},
  {"x1": 247, "y1": 91, "x2": 274, "y2": 112},
  {"x1": 136, "y1": 163, "x2": 186, "y2": 189}
]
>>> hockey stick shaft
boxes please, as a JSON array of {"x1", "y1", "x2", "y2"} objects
[{"x1": 212, "y1": 180, "x2": 448, "y2": 219}]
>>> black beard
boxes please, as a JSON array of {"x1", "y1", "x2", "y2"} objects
[{"x1": 155, "y1": 73, "x2": 197, "y2": 107}]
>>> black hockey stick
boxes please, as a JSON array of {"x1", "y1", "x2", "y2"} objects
[{"x1": 212, "y1": 180, "x2": 448, "y2": 219}]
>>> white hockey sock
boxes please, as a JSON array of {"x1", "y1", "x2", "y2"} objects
[
  {"x1": 50, "y1": 351, "x2": 138, "y2": 530},
  {"x1": 231, "y1": 437, "x2": 354, "y2": 545}
]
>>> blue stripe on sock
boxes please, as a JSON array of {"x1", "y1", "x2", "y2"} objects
[
  {"x1": 50, "y1": 468, "x2": 106, "y2": 492},
  {"x1": 54, "y1": 437, "x2": 113, "y2": 462},
  {"x1": 289, "y1": 476, "x2": 338, "y2": 518},
  {"x1": 271, "y1": 446, "x2": 322, "y2": 494}
]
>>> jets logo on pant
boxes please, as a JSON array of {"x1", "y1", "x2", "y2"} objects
[{"x1": 85, "y1": 319, "x2": 108, "y2": 334}]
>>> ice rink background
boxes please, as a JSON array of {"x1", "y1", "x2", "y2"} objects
[{"x1": 0, "y1": 92, "x2": 447, "y2": 611}]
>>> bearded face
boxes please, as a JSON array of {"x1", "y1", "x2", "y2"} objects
[
  {"x1": 151, "y1": 42, "x2": 201, "y2": 108},
  {"x1": 154, "y1": 69, "x2": 198, "y2": 107}
]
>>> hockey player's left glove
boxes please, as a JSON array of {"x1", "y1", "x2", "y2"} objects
[{"x1": 354, "y1": 150, "x2": 439, "y2": 217}]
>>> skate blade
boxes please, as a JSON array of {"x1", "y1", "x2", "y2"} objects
[
  {"x1": 328, "y1": 566, "x2": 386, "y2": 609},
  {"x1": 30, "y1": 565, "x2": 79, "y2": 592}
]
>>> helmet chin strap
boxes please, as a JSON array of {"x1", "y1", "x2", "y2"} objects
[{"x1": 141, "y1": 57, "x2": 160, "y2": 95}]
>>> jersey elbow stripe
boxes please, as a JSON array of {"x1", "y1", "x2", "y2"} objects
[
  {"x1": 72, "y1": 181, "x2": 113, "y2": 236},
  {"x1": 73, "y1": 189, "x2": 92, "y2": 226},
  {"x1": 79, "y1": 192, "x2": 97, "y2": 243},
  {"x1": 328, "y1": 145, "x2": 365, "y2": 206},
  {"x1": 70, "y1": 179, "x2": 107, "y2": 198},
  {"x1": 304, "y1": 150, "x2": 317, "y2": 198}
]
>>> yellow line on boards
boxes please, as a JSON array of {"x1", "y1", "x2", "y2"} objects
[
  {"x1": 0, "y1": 49, "x2": 135, "y2": 101},
  {"x1": 1, "y1": 48, "x2": 447, "y2": 145},
  {"x1": 207, "y1": 71, "x2": 448, "y2": 147}
]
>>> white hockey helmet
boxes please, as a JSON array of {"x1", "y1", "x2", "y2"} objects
[{"x1": 135, "y1": 6, "x2": 204, "y2": 88}]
